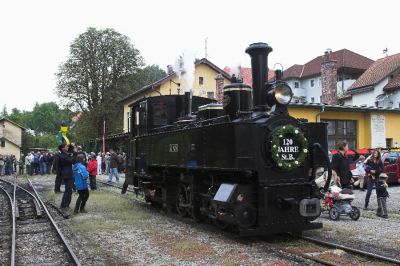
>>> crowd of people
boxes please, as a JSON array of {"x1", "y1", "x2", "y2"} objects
[
  {"x1": 1, "y1": 144, "x2": 128, "y2": 215},
  {"x1": 52, "y1": 144, "x2": 127, "y2": 214},
  {"x1": 0, "y1": 154, "x2": 19, "y2": 176},
  {"x1": 330, "y1": 141, "x2": 394, "y2": 219}
]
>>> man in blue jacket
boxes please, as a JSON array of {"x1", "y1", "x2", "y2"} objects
[{"x1": 73, "y1": 154, "x2": 90, "y2": 214}]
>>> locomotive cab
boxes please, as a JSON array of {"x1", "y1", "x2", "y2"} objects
[{"x1": 129, "y1": 95, "x2": 216, "y2": 137}]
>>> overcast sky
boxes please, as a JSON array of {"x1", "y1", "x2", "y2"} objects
[{"x1": 1, "y1": 0, "x2": 398, "y2": 112}]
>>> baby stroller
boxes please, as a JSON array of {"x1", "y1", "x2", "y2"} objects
[{"x1": 315, "y1": 170, "x2": 360, "y2": 221}]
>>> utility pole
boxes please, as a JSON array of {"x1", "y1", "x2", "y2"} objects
[{"x1": 205, "y1": 37, "x2": 208, "y2": 59}]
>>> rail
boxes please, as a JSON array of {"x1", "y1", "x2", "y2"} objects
[
  {"x1": 0, "y1": 177, "x2": 42, "y2": 217},
  {"x1": 0, "y1": 185, "x2": 16, "y2": 266},
  {"x1": 27, "y1": 178, "x2": 81, "y2": 266},
  {"x1": 300, "y1": 235, "x2": 400, "y2": 265}
]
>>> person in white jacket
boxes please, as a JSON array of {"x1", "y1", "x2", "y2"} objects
[
  {"x1": 96, "y1": 153, "x2": 102, "y2": 175},
  {"x1": 354, "y1": 155, "x2": 366, "y2": 191}
]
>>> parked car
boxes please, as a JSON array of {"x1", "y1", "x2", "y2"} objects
[{"x1": 382, "y1": 152, "x2": 400, "y2": 185}]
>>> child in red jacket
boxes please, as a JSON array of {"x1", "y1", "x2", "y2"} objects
[{"x1": 87, "y1": 154, "x2": 98, "y2": 190}]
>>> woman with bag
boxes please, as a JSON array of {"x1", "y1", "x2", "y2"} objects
[{"x1": 364, "y1": 150, "x2": 384, "y2": 210}]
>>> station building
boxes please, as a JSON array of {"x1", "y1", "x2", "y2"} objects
[
  {"x1": 288, "y1": 103, "x2": 400, "y2": 150},
  {"x1": 0, "y1": 118, "x2": 25, "y2": 160}
]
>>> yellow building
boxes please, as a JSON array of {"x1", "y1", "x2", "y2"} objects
[
  {"x1": 288, "y1": 103, "x2": 400, "y2": 150},
  {"x1": 0, "y1": 118, "x2": 25, "y2": 160},
  {"x1": 119, "y1": 58, "x2": 231, "y2": 133}
]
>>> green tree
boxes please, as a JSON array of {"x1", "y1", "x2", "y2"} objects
[
  {"x1": 21, "y1": 131, "x2": 59, "y2": 154},
  {"x1": 56, "y1": 27, "x2": 144, "y2": 111},
  {"x1": 118, "y1": 64, "x2": 167, "y2": 92},
  {"x1": 30, "y1": 102, "x2": 73, "y2": 134},
  {"x1": 1, "y1": 105, "x2": 8, "y2": 118}
]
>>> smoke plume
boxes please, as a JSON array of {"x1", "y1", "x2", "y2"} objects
[{"x1": 174, "y1": 50, "x2": 195, "y2": 92}]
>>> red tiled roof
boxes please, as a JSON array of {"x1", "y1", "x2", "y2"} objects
[
  {"x1": 349, "y1": 53, "x2": 400, "y2": 91},
  {"x1": 383, "y1": 73, "x2": 400, "y2": 92},
  {"x1": 223, "y1": 67, "x2": 275, "y2": 85},
  {"x1": 283, "y1": 49, "x2": 373, "y2": 80},
  {"x1": 283, "y1": 64, "x2": 304, "y2": 79}
]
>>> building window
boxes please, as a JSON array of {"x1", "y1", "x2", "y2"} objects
[
  {"x1": 310, "y1": 97, "x2": 315, "y2": 103},
  {"x1": 386, "y1": 138, "x2": 393, "y2": 148},
  {"x1": 127, "y1": 112, "x2": 131, "y2": 132},
  {"x1": 135, "y1": 111, "x2": 140, "y2": 126},
  {"x1": 294, "y1": 82, "x2": 299, "y2": 88},
  {"x1": 199, "y1": 76, "x2": 204, "y2": 86},
  {"x1": 322, "y1": 119, "x2": 357, "y2": 151},
  {"x1": 207, "y1": 91, "x2": 214, "y2": 99},
  {"x1": 310, "y1": 79, "x2": 315, "y2": 87},
  {"x1": 1, "y1": 140, "x2": 5, "y2": 147}
]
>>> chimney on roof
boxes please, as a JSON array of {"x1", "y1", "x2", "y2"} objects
[
  {"x1": 167, "y1": 65, "x2": 174, "y2": 75},
  {"x1": 323, "y1": 48, "x2": 332, "y2": 62},
  {"x1": 215, "y1": 73, "x2": 224, "y2": 103},
  {"x1": 321, "y1": 49, "x2": 337, "y2": 105}
]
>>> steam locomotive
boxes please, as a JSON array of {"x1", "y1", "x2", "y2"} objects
[{"x1": 124, "y1": 42, "x2": 331, "y2": 236}]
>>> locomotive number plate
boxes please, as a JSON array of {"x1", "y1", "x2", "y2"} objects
[
  {"x1": 169, "y1": 144, "x2": 179, "y2": 152},
  {"x1": 299, "y1": 198, "x2": 321, "y2": 217}
]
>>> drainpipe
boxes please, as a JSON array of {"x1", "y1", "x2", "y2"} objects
[{"x1": 315, "y1": 105, "x2": 325, "y2": 122}]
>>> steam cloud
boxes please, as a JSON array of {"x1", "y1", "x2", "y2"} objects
[{"x1": 173, "y1": 50, "x2": 195, "y2": 93}]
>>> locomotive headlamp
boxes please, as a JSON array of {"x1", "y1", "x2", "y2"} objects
[{"x1": 273, "y1": 82, "x2": 293, "y2": 105}]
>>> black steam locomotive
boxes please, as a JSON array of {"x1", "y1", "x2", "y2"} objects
[{"x1": 124, "y1": 42, "x2": 331, "y2": 236}]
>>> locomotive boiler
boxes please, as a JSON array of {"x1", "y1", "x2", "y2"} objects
[{"x1": 125, "y1": 42, "x2": 331, "y2": 236}]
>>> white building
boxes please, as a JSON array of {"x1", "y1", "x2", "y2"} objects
[
  {"x1": 283, "y1": 49, "x2": 373, "y2": 104},
  {"x1": 342, "y1": 53, "x2": 400, "y2": 108}
]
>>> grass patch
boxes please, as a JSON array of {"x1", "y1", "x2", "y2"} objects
[
  {"x1": 84, "y1": 191, "x2": 149, "y2": 221},
  {"x1": 62, "y1": 190, "x2": 150, "y2": 234},
  {"x1": 222, "y1": 261, "x2": 236, "y2": 266},
  {"x1": 69, "y1": 218, "x2": 116, "y2": 232},
  {"x1": 174, "y1": 240, "x2": 197, "y2": 252}
]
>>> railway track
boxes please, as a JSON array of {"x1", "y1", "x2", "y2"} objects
[
  {"x1": 298, "y1": 235, "x2": 400, "y2": 265},
  {"x1": 0, "y1": 176, "x2": 81, "y2": 266},
  {"x1": 98, "y1": 178, "x2": 400, "y2": 265}
]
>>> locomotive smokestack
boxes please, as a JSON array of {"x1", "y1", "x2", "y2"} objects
[{"x1": 245, "y1": 43, "x2": 273, "y2": 110}]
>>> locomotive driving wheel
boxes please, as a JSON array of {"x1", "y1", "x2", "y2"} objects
[{"x1": 176, "y1": 183, "x2": 192, "y2": 217}]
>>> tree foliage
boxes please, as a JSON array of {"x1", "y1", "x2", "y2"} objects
[
  {"x1": 21, "y1": 131, "x2": 59, "y2": 154},
  {"x1": 56, "y1": 27, "x2": 144, "y2": 111},
  {"x1": 1, "y1": 105, "x2": 8, "y2": 117},
  {"x1": 118, "y1": 64, "x2": 167, "y2": 92},
  {"x1": 7, "y1": 102, "x2": 73, "y2": 135},
  {"x1": 29, "y1": 102, "x2": 73, "y2": 134},
  {"x1": 3, "y1": 102, "x2": 74, "y2": 153}
]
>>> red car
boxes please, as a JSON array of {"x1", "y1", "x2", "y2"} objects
[{"x1": 383, "y1": 152, "x2": 400, "y2": 185}]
